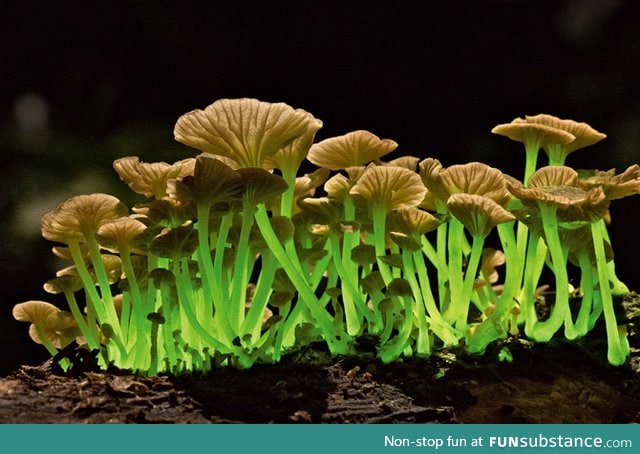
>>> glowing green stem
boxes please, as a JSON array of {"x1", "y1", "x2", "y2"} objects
[
  {"x1": 378, "y1": 295, "x2": 414, "y2": 363},
  {"x1": 371, "y1": 208, "x2": 393, "y2": 285},
  {"x1": 529, "y1": 204, "x2": 569, "y2": 341},
  {"x1": 230, "y1": 200, "x2": 257, "y2": 332},
  {"x1": 85, "y1": 235, "x2": 122, "y2": 338},
  {"x1": 456, "y1": 234, "x2": 485, "y2": 332},
  {"x1": 444, "y1": 217, "x2": 465, "y2": 324},
  {"x1": 254, "y1": 203, "x2": 348, "y2": 355},
  {"x1": 242, "y1": 251, "x2": 277, "y2": 341},
  {"x1": 591, "y1": 222, "x2": 629, "y2": 366},
  {"x1": 402, "y1": 249, "x2": 430, "y2": 354}
]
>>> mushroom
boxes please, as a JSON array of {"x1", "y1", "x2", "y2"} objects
[
  {"x1": 523, "y1": 114, "x2": 606, "y2": 166},
  {"x1": 12, "y1": 301, "x2": 79, "y2": 367},
  {"x1": 113, "y1": 156, "x2": 195, "y2": 200},
  {"x1": 264, "y1": 117, "x2": 323, "y2": 217},
  {"x1": 41, "y1": 194, "x2": 128, "y2": 344},
  {"x1": 492, "y1": 116, "x2": 575, "y2": 184},
  {"x1": 577, "y1": 164, "x2": 640, "y2": 296},
  {"x1": 445, "y1": 194, "x2": 516, "y2": 331},
  {"x1": 44, "y1": 275, "x2": 101, "y2": 351},
  {"x1": 507, "y1": 166, "x2": 610, "y2": 343},
  {"x1": 307, "y1": 130, "x2": 398, "y2": 170},
  {"x1": 350, "y1": 165, "x2": 427, "y2": 284},
  {"x1": 174, "y1": 98, "x2": 319, "y2": 169},
  {"x1": 419, "y1": 159, "x2": 511, "y2": 209}
]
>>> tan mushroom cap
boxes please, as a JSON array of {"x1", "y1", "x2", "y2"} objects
[
  {"x1": 168, "y1": 155, "x2": 244, "y2": 208},
  {"x1": 507, "y1": 166, "x2": 610, "y2": 222},
  {"x1": 13, "y1": 300, "x2": 60, "y2": 324},
  {"x1": 446, "y1": 194, "x2": 516, "y2": 238},
  {"x1": 307, "y1": 130, "x2": 398, "y2": 170},
  {"x1": 41, "y1": 194, "x2": 129, "y2": 244},
  {"x1": 349, "y1": 165, "x2": 427, "y2": 212},
  {"x1": 96, "y1": 217, "x2": 148, "y2": 252},
  {"x1": 492, "y1": 119, "x2": 575, "y2": 147},
  {"x1": 13, "y1": 301, "x2": 78, "y2": 348},
  {"x1": 174, "y1": 98, "x2": 318, "y2": 168},
  {"x1": 44, "y1": 275, "x2": 84, "y2": 294},
  {"x1": 524, "y1": 114, "x2": 606, "y2": 155},
  {"x1": 420, "y1": 159, "x2": 511, "y2": 207},
  {"x1": 480, "y1": 248, "x2": 506, "y2": 284},
  {"x1": 29, "y1": 311, "x2": 79, "y2": 348},
  {"x1": 390, "y1": 207, "x2": 442, "y2": 236},
  {"x1": 579, "y1": 164, "x2": 640, "y2": 200},
  {"x1": 113, "y1": 156, "x2": 195, "y2": 199},
  {"x1": 264, "y1": 117, "x2": 323, "y2": 170}
]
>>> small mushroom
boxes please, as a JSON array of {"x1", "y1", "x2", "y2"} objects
[
  {"x1": 419, "y1": 159, "x2": 511, "y2": 209},
  {"x1": 446, "y1": 194, "x2": 516, "y2": 239},
  {"x1": 523, "y1": 114, "x2": 606, "y2": 165},
  {"x1": 41, "y1": 194, "x2": 129, "y2": 244},
  {"x1": 12, "y1": 301, "x2": 79, "y2": 353},
  {"x1": 349, "y1": 165, "x2": 427, "y2": 212},
  {"x1": 113, "y1": 156, "x2": 195, "y2": 199},
  {"x1": 492, "y1": 116, "x2": 575, "y2": 183},
  {"x1": 307, "y1": 130, "x2": 398, "y2": 170}
]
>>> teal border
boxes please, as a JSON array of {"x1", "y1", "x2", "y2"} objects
[{"x1": 1, "y1": 424, "x2": 638, "y2": 454}]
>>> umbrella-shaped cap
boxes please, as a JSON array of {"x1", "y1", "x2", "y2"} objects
[
  {"x1": 308, "y1": 130, "x2": 398, "y2": 170},
  {"x1": 41, "y1": 194, "x2": 128, "y2": 244},
  {"x1": 174, "y1": 98, "x2": 318, "y2": 168}
]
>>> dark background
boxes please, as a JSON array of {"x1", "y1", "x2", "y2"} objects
[{"x1": 1, "y1": 0, "x2": 639, "y2": 374}]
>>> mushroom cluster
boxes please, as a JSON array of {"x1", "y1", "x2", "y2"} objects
[{"x1": 14, "y1": 99, "x2": 639, "y2": 374}]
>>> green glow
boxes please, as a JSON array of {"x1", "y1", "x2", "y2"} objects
[{"x1": 14, "y1": 101, "x2": 636, "y2": 374}]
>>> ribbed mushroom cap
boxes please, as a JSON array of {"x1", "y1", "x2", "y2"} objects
[
  {"x1": 113, "y1": 156, "x2": 195, "y2": 199},
  {"x1": 169, "y1": 155, "x2": 244, "y2": 208},
  {"x1": 96, "y1": 217, "x2": 148, "y2": 252},
  {"x1": 29, "y1": 312, "x2": 79, "y2": 348},
  {"x1": 174, "y1": 98, "x2": 318, "y2": 168},
  {"x1": 507, "y1": 166, "x2": 610, "y2": 222},
  {"x1": 524, "y1": 114, "x2": 606, "y2": 155},
  {"x1": 41, "y1": 194, "x2": 129, "y2": 244},
  {"x1": 349, "y1": 165, "x2": 427, "y2": 212},
  {"x1": 237, "y1": 168, "x2": 289, "y2": 205},
  {"x1": 44, "y1": 275, "x2": 84, "y2": 294},
  {"x1": 264, "y1": 117, "x2": 323, "y2": 170},
  {"x1": 446, "y1": 194, "x2": 516, "y2": 238},
  {"x1": 385, "y1": 156, "x2": 420, "y2": 171},
  {"x1": 578, "y1": 164, "x2": 640, "y2": 200},
  {"x1": 13, "y1": 301, "x2": 79, "y2": 348},
  {"x1": 492, "y1": 117, "x2": 575, "y2": 147},
  {"x1": 13, "y1": 300, "x2": 60, "y2": 324},
  {"x1": 389, "y1": 207, "x2": 442, "y2": 236},
  {"x1": 324, "y1": 173, "x2": 352, "y2": 199},
  {"x1": 307, "y1": 130, "x2": 398, "y2": 170},
  {"x1": 420, "y1": 159, "x2": 511, "y2": 207},
  {"x1": 150, "y1": 226, "x2": 199, "y2": 258}
]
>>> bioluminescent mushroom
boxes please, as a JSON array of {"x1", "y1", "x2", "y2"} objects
[
  {"x1": 350, "y1": 165, "x2": 427, "y2": 284},
  {"x1": 15, "y1": 99, "x2": 636, "y2": 372},
  {"x1": 523, "y1": 114, "x2": 606, "y2": 166},
  {"x1": 113, "y1": 156, "x2": 195, "y2": 200},
  {"x1": 41, "y1": 194, "x2": 129, "y2": 357},
  {"x1": 491, "y1": 117, "x2": 575, "y2": 185},
  {"x1": 307, "y1": 130, "x2": 398, "y2": 171},
  {"x1": 174, "y1": 98, "x2": 318, "y2": 169},
  {"x1": 445, "y1": 194, "x2": 516, "y2": 332},
  {"x1": 12, "y1": 301, "x2": 78, "y2": 369},
  {"x1": 507, "y1": 166, "x2": 616, "y2": 353}
]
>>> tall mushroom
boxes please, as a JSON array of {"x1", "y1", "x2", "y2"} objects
[{"x1": 41, "y1": 194, "x2": 129, "y2": 355}]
